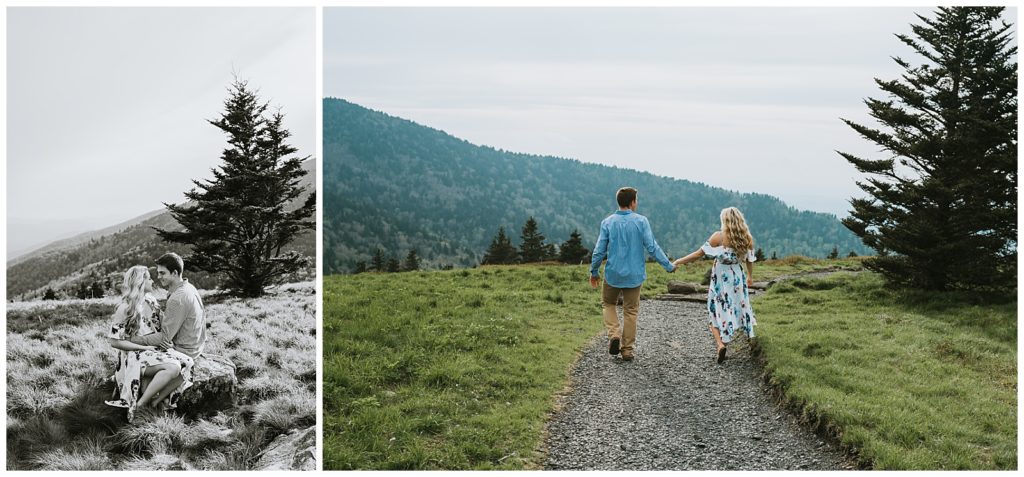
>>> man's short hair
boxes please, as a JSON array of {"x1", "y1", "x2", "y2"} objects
[
  {"x1": 156, "y1": 252, "x2": 184, "y2": 276},
  {"x1": 616, "y1": 187, "x2": 638, "y2": 208}
]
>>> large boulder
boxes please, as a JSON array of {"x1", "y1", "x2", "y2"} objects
[
  {"x1": 256, "y1": 426, "x2": 315, "y2": 471},
  {"x1": 667, "y1": 281, "x2": 706, "y2": 294},
  {"x1": 178, "y1": 354, "x2": 237, "y2": 417}
]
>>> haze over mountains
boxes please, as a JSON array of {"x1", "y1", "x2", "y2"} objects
[
  {"x1": 324, "y1": 98, "x2": 868, "y2": 275},
  {"x1": 6, "y1": 159, "x2": 316, "y2": 299}
]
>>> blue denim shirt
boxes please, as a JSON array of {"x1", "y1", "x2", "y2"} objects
[{"x1": 590, "y1": 210, "x2": 674, "y2": 288}]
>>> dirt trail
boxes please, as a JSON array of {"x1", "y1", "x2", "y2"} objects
[{"x1": 543, "y1": 298, "x2": 854, "y2": 470}]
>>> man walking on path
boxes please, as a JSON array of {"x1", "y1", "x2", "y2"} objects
[{"x1": 590, "y1": 187, "x2": 675, "y2": 361}]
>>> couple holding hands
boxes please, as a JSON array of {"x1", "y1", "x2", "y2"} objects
[{"x1": 589, "y1": 187, "x2": 757, "y2": 364}]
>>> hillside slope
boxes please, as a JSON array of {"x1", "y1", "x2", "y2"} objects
[
  {"x1": 7, "y1": 159, "x2": 316, "y2": 298},
  {"x1": 324, "y1": 98, "x2": 867, "y2": 273}
]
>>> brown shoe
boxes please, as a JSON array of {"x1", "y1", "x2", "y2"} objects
[
  {"x1": 621, "y1": 352, "x2": 634, "y2": 361},
  {"x1": 609, "y1": 337, "x2": 620, "y2": 355}
]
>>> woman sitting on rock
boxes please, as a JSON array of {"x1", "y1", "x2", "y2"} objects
[{"x1": 105, "y1": 265, "x2": 195, "y2": 421}]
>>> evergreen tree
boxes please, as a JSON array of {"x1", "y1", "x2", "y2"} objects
[
  {"x1": 839, "y1": 7, "x2": 1017, "y2": 291},
  {"x1": 43, "y1": 288, "x2": 57, "y2": 300},
  {"x1": 354, "y1": 261, "x2": 367, "y2": 274},
  {"x1": 371, "y1": 248, "x2": 385, "y2": 272},
  {"x1": 155, "y1": 79, "x2": 315, "y2": 297},
  {"x1": 482, "y1": 227, "x2": 518, "y2": 265},
  {"x1": 404, "y1": 249, "x2": 421, "y2": 271},
  {"x1": 386, "y1": 257, "x2": 401, "y2": 273},
  {"x1": 755, "y1": 248, "x2": 766, "y2": 262},
  {"x1": 77, "y1": 283, "x2": 90, "y2": 300},
  {"x1": 848, "y1": 250, "x2": 859, "y2": 258},
  {"x1": 543, "y1": 243, "x2": 558, "y2": 261},
  {"x1": 90, "y1": 281, "x2": 105, "y2": 298},
  {"x1": 519, "y1": 216, "x2": 551, "y2": 263},
  {"x1": 559, "y1": 229, "x2": 590, "y2": 264},
  {"x1": 770, "y1": 251, "x2": 778, "y2": 260},
  {"x1": 828, "y1": 246, "x2": 839, "y2": 259}
]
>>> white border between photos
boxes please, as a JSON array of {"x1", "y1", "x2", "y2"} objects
[{"x1": 1, "y1": 0, "x2": 1021, "y2": 475}]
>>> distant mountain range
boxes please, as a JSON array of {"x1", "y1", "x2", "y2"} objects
[
  {"x1": 6, "y1": 159, "x2": 316, "y2": 299},
  {"x1": 323, "y1": 98, "x2": 868, "y2": 274}
]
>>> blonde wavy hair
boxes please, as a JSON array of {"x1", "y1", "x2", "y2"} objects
[
  {"x1": 118, "y1": 265, "x2": 151, "y2": 338},
  {"x1": 720, "y1": 207, "x2": 754, "y2": 260}
]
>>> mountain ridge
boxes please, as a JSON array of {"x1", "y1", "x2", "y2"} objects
[
  {"x1": 6, "y1": 159, "x2": 316, "y2": 299},
  {"x1": 323, "y1": 98, "x2": 867, "y2": 274}
]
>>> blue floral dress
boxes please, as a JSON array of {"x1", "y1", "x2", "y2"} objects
[
  {"x1": 702, "y1": 242, "x2": 757, "y2": 344},
  {"x1": 104, "y1": 295, "x2": 195, "y2": 422}
]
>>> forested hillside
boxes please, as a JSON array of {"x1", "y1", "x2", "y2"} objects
[
  {"x1": 7, "y1": 160, "x2": 316, "y2": 299},
  {"x1": 324, "y1": 98, "x2": 868, "y2": 274}
]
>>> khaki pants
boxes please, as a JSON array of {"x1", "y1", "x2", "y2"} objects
[{"x1": 602, "y1": 283, "x2": 642, "y2": 355}]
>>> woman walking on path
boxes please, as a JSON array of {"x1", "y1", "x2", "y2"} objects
[{"x1": 674, "y1": 207, "x2": 757, "y2": 363}]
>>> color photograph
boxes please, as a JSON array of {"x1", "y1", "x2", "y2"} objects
[
  {"x1": 6, "y1": 7, "x2": 317, "y2": 470},
  {"x1": 321, "y1": 7, "x2": 1017, "y2": 470}
]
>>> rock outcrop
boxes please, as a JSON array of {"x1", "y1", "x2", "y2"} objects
[
  {"x1": 256, "y1": 426, "x2": 315, "y2": 471},
  {"x1": 178, "y1": 354, "x2": 237, "y2": 417},
  {"x1": 666, "y1": 281, "x2": 706, "y2": 294}
]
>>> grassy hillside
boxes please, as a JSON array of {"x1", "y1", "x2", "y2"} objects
[
  {"x1": 755, "y1": 273, "x2": 1017, "y2": 469},
  {"x1": 6, "y1": 282, "x2": 316, "y2": 470},
  {"x1": 323, "y1": 261, "x2": 1016, "y2": 470},
  {"x1": 323, "y1": 98, "x2": 869, "y2": 274},
  {"x1": 7, "y1": 159, "x2": 316, "y2": 299}
]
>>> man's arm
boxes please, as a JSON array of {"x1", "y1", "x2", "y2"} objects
[
  {"x1": 641, "y1": 217, "x2": 675, "y2": 272},
  {"x1": 130, "y1": 296, "x2": 185, "y2": 346},
  {"x1": 589, "y1": 221, "x2": 609, "y2": 278}
]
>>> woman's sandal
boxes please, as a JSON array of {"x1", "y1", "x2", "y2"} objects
[{"x1": 716, "y1": 345, "x2": 727, "y2": 364}]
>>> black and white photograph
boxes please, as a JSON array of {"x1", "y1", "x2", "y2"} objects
[{"x1": 6, "y1": 7, "x2": 317, "y2": 470}]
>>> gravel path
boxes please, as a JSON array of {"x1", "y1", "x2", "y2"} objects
[{"x1": 543, "y1": 299, "x2": 853, "y2": 470}]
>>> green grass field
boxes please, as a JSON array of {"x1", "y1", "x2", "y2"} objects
[
  {"x1": 324, "y1": 257, "x2": 843, "y2": 468},
  {"x1": 323, "y1": 264, "x2": 602, "y2": 469},
  {"x1": 755, "y1": 272, "x2": 1017, "y2": 469},
  {"x1": 6, "y1": 282, "x2": 316, "y2": 470},
  {"x1": 323, "y1": 258, "x2": 1016, "y2": 470}
]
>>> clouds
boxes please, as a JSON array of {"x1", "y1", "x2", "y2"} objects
[
  {"x1": 7, "y1": 7, "x2": 315, "y2": 256},
  {"x1": 325, "y1": 7, "x2": 1012, "y2": 218}
]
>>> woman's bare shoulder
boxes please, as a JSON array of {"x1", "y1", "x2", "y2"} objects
[{"x1": 708, "y1": 231, "x2": 724, "y2": 246}]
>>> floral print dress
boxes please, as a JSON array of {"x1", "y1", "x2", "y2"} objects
[
  {"x1": 702, "y1": 242, "x2": 757, "y2": 344},
  {"x1": 104, "y1": 295, "x2": 195, "y2": 422}
]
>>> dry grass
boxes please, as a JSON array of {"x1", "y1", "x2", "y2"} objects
[{"x1": 6, "y1": 282, "x2": 315, "y2": 470}]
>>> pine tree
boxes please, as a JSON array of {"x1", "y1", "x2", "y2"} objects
[
  {"x1": 354, "y1": 261, "x2": 367, "y2": 274},
  {"x1": 755, "y1": 248, "x2": 766, "y2": 262},
  {"x1": 482, "y1": 227, "x2": 518, "y2": 265},
  {"x1": 828, "y1": 246, "x2": 839, "y2": 260},
  {"x1": 77, "y1": 283, "x2": 90, "y2": 300},
  {"x1": 155, "y1": 79, "x2": 316, "y2": 297},
  {"x1": 90, "y1": 281, "x2": 105, "y2": 298},
  {"x1": 371, "y1": 248, "x2": 385, "y2": 272},
  {"x1": 848, "y1": 250, "x2": 859, "y2": 258},
  {"x1": 386, "y1": 257, "x2": 401, "y2": 273},
  {"x1": 559, "y1": 229, "x2": 590, "y2": 264},
  {"x1": 519, "y1": 216, "x2": 551, "y2": 263},
  {"x1": 839, "y1": 7, "x2": 1017, "y2": 291},
  {"x1": 404, "y1": 249, "x2": 421, "y2": 271},
  {"x1": 770, "y1": 251, "x2": 778, "y2": 261},
  {"x1": 43, "y1": 288, "x2": 57, "y2": 300}
]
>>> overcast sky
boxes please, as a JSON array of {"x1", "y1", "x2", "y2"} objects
[
  {"x1": 324, "y1": 7, "x2": 1016, "y2": 219},
  {"x1": 7, "y1": 7, "x2": 315, "y2": 257}
]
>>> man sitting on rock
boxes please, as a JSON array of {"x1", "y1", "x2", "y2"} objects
[{"x1": 130, "y1": 252, "x2": 207, "y2": 403}]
